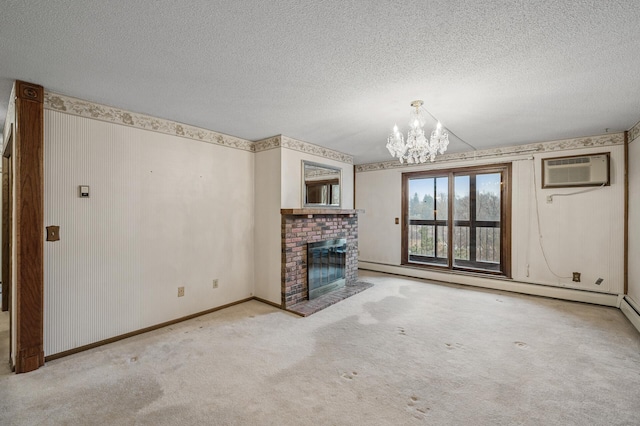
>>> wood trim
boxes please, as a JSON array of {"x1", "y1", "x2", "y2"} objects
[
  {"x1": 447, "y1": 173, "x2": 454, "y2": 267},
  {"x1": 401, "y1": 163, "x2": 512, "y2": 277},
  {"x1": 253, "y1": 296, "x2": 283, "y2": 309},
  {"x1": 13, "y1": 81, "x2": 44, "y2": 373},
  {"x1": 502, "y1": 163, "x2": 513, "y2": 278},
  {"x1": 402, "y1": 164, "x2": 510, "y2": 179},
  {"x1": 45, "y1": 297, "x2": 257, "y2": 361},
  {"x1": 280, "y1": 208, "x2": 362, "y2": 215},
  {"x1": 624, "y1": 132, "x2": 629, "y2": 294},
  {"x1": 401, "y1": 175, "x2": 409, "y2": 265}
]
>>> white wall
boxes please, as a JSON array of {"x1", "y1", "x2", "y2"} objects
[
  {"x1": 357, "y1": 142, "x2": 625, "y2": 298},
  {"x1": 254, "y1": 148, "x2": 282, "y2": 304},
  {"x1": 44, "y1": 110, "x2": 255, "y2": 355},
  {"x1": 628, "y1": 130, "x2": 640, "y2": 305}
]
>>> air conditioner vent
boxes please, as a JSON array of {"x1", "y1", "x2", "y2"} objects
[
  {"x1": 542, "y1": 153, "x2": 609, "y2": 188},
  {"x1": 547, "y1": 157, "x2": 590, "y2": 166}
]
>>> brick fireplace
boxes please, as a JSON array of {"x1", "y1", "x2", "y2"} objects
[{"x1": 281, "y1": 209, "x2": 368, "y2": 315}]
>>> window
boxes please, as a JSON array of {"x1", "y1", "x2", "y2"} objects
[{"x1": 402, "y1": 164, "x2": 511, "y2": 276}]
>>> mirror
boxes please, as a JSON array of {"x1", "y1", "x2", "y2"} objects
[{"x1": 302, "y1": 161, "x2": 341, "y2": 207}]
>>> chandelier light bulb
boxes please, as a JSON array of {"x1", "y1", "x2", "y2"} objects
[{"x1": 385, "y1": 100, "x2": 450, "y2": 164}]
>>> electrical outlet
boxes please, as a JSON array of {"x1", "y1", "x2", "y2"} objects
[
  {"x1": 178, "y1": 286, "x2": 185, "y2": 297},
  {"x1": 572, "y1": 272, "x2": 581, "y2": 282},
  {"x1": 212, "y1": 279, "x2": 218, "y2": 289}
]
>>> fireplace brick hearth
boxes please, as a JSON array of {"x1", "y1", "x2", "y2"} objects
[{"x1": 281, "y1": 209, "x2": 362, "y2": 313}]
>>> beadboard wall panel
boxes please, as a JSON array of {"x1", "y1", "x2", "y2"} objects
[{"x1": 44, "y1": 110, "x2": 254, "y2": 356}]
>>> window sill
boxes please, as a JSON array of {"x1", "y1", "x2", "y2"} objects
[{"x1": 401, "y1": 261, "x2": 512, "y2": 280}]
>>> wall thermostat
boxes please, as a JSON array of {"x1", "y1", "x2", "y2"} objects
[{"x1": 79, "y1": 185, "x2": 90, "y2": 198}]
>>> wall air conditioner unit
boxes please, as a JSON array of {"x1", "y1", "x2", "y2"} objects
[{"x1": 542, "y1": 153, "x2": 610, "y2": 188}]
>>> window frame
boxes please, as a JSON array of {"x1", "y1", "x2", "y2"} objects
[{"x1": 401, "y1": 163, "x2": 512, "y2": 277}]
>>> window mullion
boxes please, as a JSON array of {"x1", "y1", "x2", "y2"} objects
[
  {"x1": 432, "y1": 178, "x2": 439, "y2": 259},
  {"x1": 469, "y1": 174, "x2": 477, "y2": 263},
  {"x1": 447, "y1": 172, "x2": 454, "y2": 268}
]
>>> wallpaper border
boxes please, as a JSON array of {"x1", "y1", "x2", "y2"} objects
[
  {"x1": 355, "y1": 133, "x2": 625, "y2": 172},
  {"x1": 254, "y1": 135, "x2": 353, "y2": 164},
  {"x1": 629, "y1": 120, "x2": 640, "y2": 143},
  {"x1": 44, "y1": 92, "x2": 255, "y2": 152},
  {"x1": 43, "y1": 92, "x2": 354, "y2": 164}
]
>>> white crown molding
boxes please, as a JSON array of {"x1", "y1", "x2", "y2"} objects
[
  {"x1": 355, "y1": 132, "x2": 625, "y2": 172},
  {"x1": 44, "y1": 92, "x2": 255, "y2": 152},
  {"x1": 629, "y1": 119, "x2": 640, "y2": 143},
  {"x1": 255, "y1": 135, "x2": 354, "y2": 164}
]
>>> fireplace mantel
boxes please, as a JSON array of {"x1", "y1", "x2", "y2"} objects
[{"x1": 281, "y1": 208, "x2": 363, "y2": 216}]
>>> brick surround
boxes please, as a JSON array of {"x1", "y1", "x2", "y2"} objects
[{"x1": 281, "y1": 211, "x2": 359, "y2": 309}]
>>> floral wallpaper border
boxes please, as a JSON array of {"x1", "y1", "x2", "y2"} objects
[
  {"x1": 253, "y1": 136, "x2": 281, "y2": 151},
  {"x1": 254, "y1": 135, "x2": 353, "y2": 164},
  {"x1": 355, "y1": 133, "x2": 625, "y2": 172},
  {"x1": 43, "y1": 92, "x2": 354, "y2": 164},
  {"x1": 629, "y1": 120, "x2": 640, "y2": 143},
  {"x1": 44, "y1": 92, "x2": 255, "y2": 152}
]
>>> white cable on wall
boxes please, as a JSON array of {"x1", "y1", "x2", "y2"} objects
[
  {"x1": 546, "y1": 183, "x2": 606, "y2": 202},
  {"x1": 531, "y1": 159, "x2": 573, "y2": 279}
]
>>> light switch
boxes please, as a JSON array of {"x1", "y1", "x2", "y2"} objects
[
  {"x1": 46, "y1": 226, "x2": 60, "y2": 242},
  {"x1": 79, "y1": 185, "x2": 90, "y2": 198}
]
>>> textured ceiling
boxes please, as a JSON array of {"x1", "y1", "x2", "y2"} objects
[{"x1": 1, "y1": 1, "x2": 639, "y2": 164}]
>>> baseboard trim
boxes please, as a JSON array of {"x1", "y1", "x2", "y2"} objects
[
  {"x1": 252, "y1": 296, "x2": 283, "y2": 309},
  {"x1": 621, "y1": 297, "x2": 640, "y2": 334},
  {"x1": 34, "y1": 282, "x2": 637, "y2": 364},
  {"x1": 45, "y1": 297, "x2": 255, "y2": 362},
  {"x1": 359, "y1": 262, "x2": 620, "y2": 307}
]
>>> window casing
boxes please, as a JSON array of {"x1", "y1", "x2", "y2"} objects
[{"x1": 401, "y1": 164, "x2": 511, "y2": 277}]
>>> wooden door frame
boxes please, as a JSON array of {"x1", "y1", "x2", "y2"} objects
[{"x1": 11, "y1": 81, "x2": 44, "y2": 373}]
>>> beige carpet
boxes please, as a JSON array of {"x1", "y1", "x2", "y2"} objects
[{"x1": 1, "y1": 271, "x2": 639, "y2": 425}]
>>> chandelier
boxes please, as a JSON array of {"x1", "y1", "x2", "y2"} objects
[{"x1": 386, "y1": 100, "x2": 449, "y2": 164}]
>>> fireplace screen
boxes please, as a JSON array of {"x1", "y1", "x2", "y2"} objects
[{"x1": 307, "y1": 239, "x2": 347, "y2": 299}]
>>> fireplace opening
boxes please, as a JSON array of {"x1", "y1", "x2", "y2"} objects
[{"x1": 307, "y1": 239, "x2": 347, "y2": 299}]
